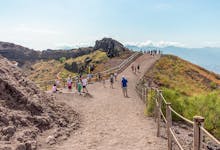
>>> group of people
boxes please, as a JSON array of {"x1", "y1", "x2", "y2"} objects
[
  {"x1": 146, "y1": 50, "x2": 161, "y2": 56},
  {"x1": 52, "y1": 69, "x2": 130, "y2": 98},
  {"x1": 131, "y1": 64, "x2": 140, "y2": 74},
  {"x1": 52, "y1": 75, "x2": 88, "y2": 95}
]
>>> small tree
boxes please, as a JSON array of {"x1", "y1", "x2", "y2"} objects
[{"x1": 59, "y1": 57, "x2": 66, "y2": 63}]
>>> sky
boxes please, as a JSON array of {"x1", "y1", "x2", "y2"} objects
[{"x1": 0, "y1": 0, "x2": 220, "y2": 50}]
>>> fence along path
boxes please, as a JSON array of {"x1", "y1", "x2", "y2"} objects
[
  {"x1": 36, "y1": 52, "x2": 141, "y2": 90},
  {"x1": 136, "y1": 85, "x2": 220, "y2": 150},
  {"x1": 47, "y1": 53, "x2": 167, "y2": 150}
]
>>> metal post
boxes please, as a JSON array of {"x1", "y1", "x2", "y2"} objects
[
  {"x1": 166, "y1": 103, "x2": 172, "y2": 150},
  {"x1": 193, "y1": 116, "x2": 204, "y2": 150}
]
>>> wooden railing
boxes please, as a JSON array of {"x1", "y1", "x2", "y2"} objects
[
  {"x1": 35, "y1": 52, "x2": 142, "y2": 90},
  {"x1": 135, "y1": 85, "x2": 220, "y2": 150}
]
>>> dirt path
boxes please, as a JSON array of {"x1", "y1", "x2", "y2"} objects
[{"x1": 46, "y1": 54, "x2": 166, "y2": 150}]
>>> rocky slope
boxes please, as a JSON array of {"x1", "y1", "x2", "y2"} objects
[
  {"x1": 0, "y1": 38, "x2": 129, "y2": 66},
  {"x1": 0, "y1": 56, "x2": 79, "y2": 150}
]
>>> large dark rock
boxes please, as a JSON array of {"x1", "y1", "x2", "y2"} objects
[
  {"x1": 0, "y1": 38, "x2": 129, "y2": 66},
  {"x1": 0, "y1": 42, "x2": 40, "y2": 66},
  {"x1": 94, "y1": 38, "x2": 128, "y2": 58},
  {"x1": 0, "y1": 42, "x2": 94, "y2": 66}
]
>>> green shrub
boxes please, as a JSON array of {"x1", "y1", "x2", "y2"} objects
[
  {"x1": 59, "y1": 57, "x2": 66, "y2": 63},
  {"x1": 145, "y1": 87, "x2": 220, "y2": 139}
]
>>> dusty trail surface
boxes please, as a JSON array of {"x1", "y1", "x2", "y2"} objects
[{"x1": 47, "y1": 54, "x2": 166, "y2": 150}]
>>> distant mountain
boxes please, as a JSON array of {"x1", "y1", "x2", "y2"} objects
[
  {"x1": 0, "y1": 38, "x2": 129, "y2": 66},
  {"x1": 126, "y1": 45, "x2": 220, "y2": 74}
]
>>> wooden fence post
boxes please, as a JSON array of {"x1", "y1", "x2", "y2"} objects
[
  {"x1": 157, "y1": 90, "x2": 162, "y2": 137},
  {"x1": 144, "y1": 87, "x2": 147, "y2": 102},
  {"x1": 166, "y1": 103, "x2": 172, "y2": 150},
  {"x1": 154, "y1": 89, "x2": 157, "y2": 122},
  {"x1": 193, "y1": 116, "x2": 204, "y2": 150}
]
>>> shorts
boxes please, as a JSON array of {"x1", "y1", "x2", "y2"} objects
[
  {"x1": 83, "y1": 86, "x2": 86, "y2": 88},
  {"x1": 122, "y1": 87, "x2": 127, "y2": 91}
]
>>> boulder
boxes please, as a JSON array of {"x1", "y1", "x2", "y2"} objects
[{"x1": 94, "y1": 38, "x2": 128, "y2": 58}]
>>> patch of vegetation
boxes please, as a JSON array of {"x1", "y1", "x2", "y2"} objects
[{"x1": 144, "y1": 55, "x2": 220, "y2": 139}]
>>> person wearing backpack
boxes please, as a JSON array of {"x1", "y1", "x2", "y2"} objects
[{"x1": 121, "y1": 75, "x2": 128, "y2": 97}]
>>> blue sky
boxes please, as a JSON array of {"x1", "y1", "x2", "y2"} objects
[{"x1": 0, "y1": 0, "x2": 220, "y2": 49}]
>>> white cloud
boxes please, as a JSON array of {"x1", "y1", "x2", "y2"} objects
[
  {"x1": 55, "y1": 42, "x2": 91, "y2": 49},
  {"x1": 204, "y1": 41, "x2": 220, "y2": 47},
  {"x1": 125, "y1": 40, "x2": 185, "y2": 48}
]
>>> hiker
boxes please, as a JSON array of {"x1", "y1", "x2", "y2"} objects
[
  {"x1": 101, "y1": 73, "x2": 106, "y2": 88},
  {"x1": 110, "y1": 74, "x2": 114, "y2": 88},
  {"x1": 82, "y1": 77, "x2": 88, "y2": 93},
  {"x1": 134, "y1": 66, "x2": 137, "y2": 74},
  {"x1": 137, "y1": 64, "x2": 140, "y2": 72},
  {"x1": 67, "y1": 76, "x2": 72, "y2": 91},
  {"x1": 98, "y1": 73, "x2": 101, "y2": 81},
  {"x1": 55, "y1": 77, "x2": 60, "y2": 88},
  {"x1": 75, "y1": 76, "x2": 79, "y2": 91},
  {"x1": 114, "y1": 72, "x2": 118, "y2": 81},
  {"x1": 131, "y1": 65, "x2": 134, "y2": 72},
  {"x1": 52, "y1": 83, "x2": 57, "y2": 93},
  {"x1": 121, "y1": 75, "x2": 128, "y2": 97},
  {"x1": 77, "y1": 79, "x2": 82, "y2": 95}
]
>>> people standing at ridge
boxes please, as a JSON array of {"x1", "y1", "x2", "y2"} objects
[
  {"x1": 110, "y1": 74, "x2": 114, "y2": 88},
  {"x1": 121, "y1": 75, "x2": 128, "y2": 97}
]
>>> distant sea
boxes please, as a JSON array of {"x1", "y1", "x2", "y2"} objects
[
  {"x1": 126, "y1": 45, "x2": 220, "y2": 75},
  {"x1": 162, "y1": 47, "x2": 220, "y2": 75}
]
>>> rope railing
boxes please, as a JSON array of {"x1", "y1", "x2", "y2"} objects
[
  {"x1": 135, "y1": 85, "x2": 220, "y2": 150},
  {"x1": 169, "y1": 106, "x2": 194, "y2": 125},
  {"x1": 201, "y1": 127, "x2": 220, "y2": 145},
  {"x1": 170, "y1": 128, "x2": 185, "y2": 150},
  {"x1": 36, "y1": 52, "x2": 142, "y2": 90}
]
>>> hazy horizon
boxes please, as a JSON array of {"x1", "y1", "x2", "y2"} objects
[{"x1": 1, "y1": 0, "x2": 220, "y2": 50}]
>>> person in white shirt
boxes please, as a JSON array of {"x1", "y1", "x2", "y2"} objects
[
  {"x1": 82, "y1": 78, "x2": 88, "y2": 93},
  {"x1": 52, "y1": 84, "x2": 57, "y2": 93}
]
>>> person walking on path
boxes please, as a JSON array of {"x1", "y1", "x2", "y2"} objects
[
  {"x1": 77, "y1": 79, "x2": 82, "y2": 95},
  {"x1": 101, "y1": 73, "x2": 106, "y2": 88},
  {"x1": 82, "y1": 77, "x2": 88, "y2": 93},
  {"x1": 121, "y1": 75, "x2": 128, "y2": 97},
  {"x1": 114, "y1": 72, "x2": 118, "y2": 81},
  {"x1": 110, "y1": 74, "x2": 114, "y2": 89},
  {"x1": 52, "y1": 83, "x2": 57, "y2": 93},
  {"x1": 67, "y1": 76, "x2": 72, "y2": 91},
  {"x1": 131, "y1": 65, "x2": 134, "y2": 72},
  {"x1": 137, "y1": 64, "x2": 140, "y2": 73}
]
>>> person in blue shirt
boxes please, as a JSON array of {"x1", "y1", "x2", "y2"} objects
[{"x1": 121, "y1": 75, "x2": 128, "y2": 97}]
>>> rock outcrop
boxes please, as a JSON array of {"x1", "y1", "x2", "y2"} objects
[
  {"x1": 0, "y1": 42, "x2": 40, "y2": 66},
  {"x1": 93, "y1": 38, "x2": 128, "y2": 57},
  {"x1": 0, "y1": 41, "x2": 94, "y2": 66},
  {"x1": 0, "y1": 38, "x2": 129, "y2": 66},
  {"x1": 0, "y1": 56, "x2": 79, "y2": 149}
]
